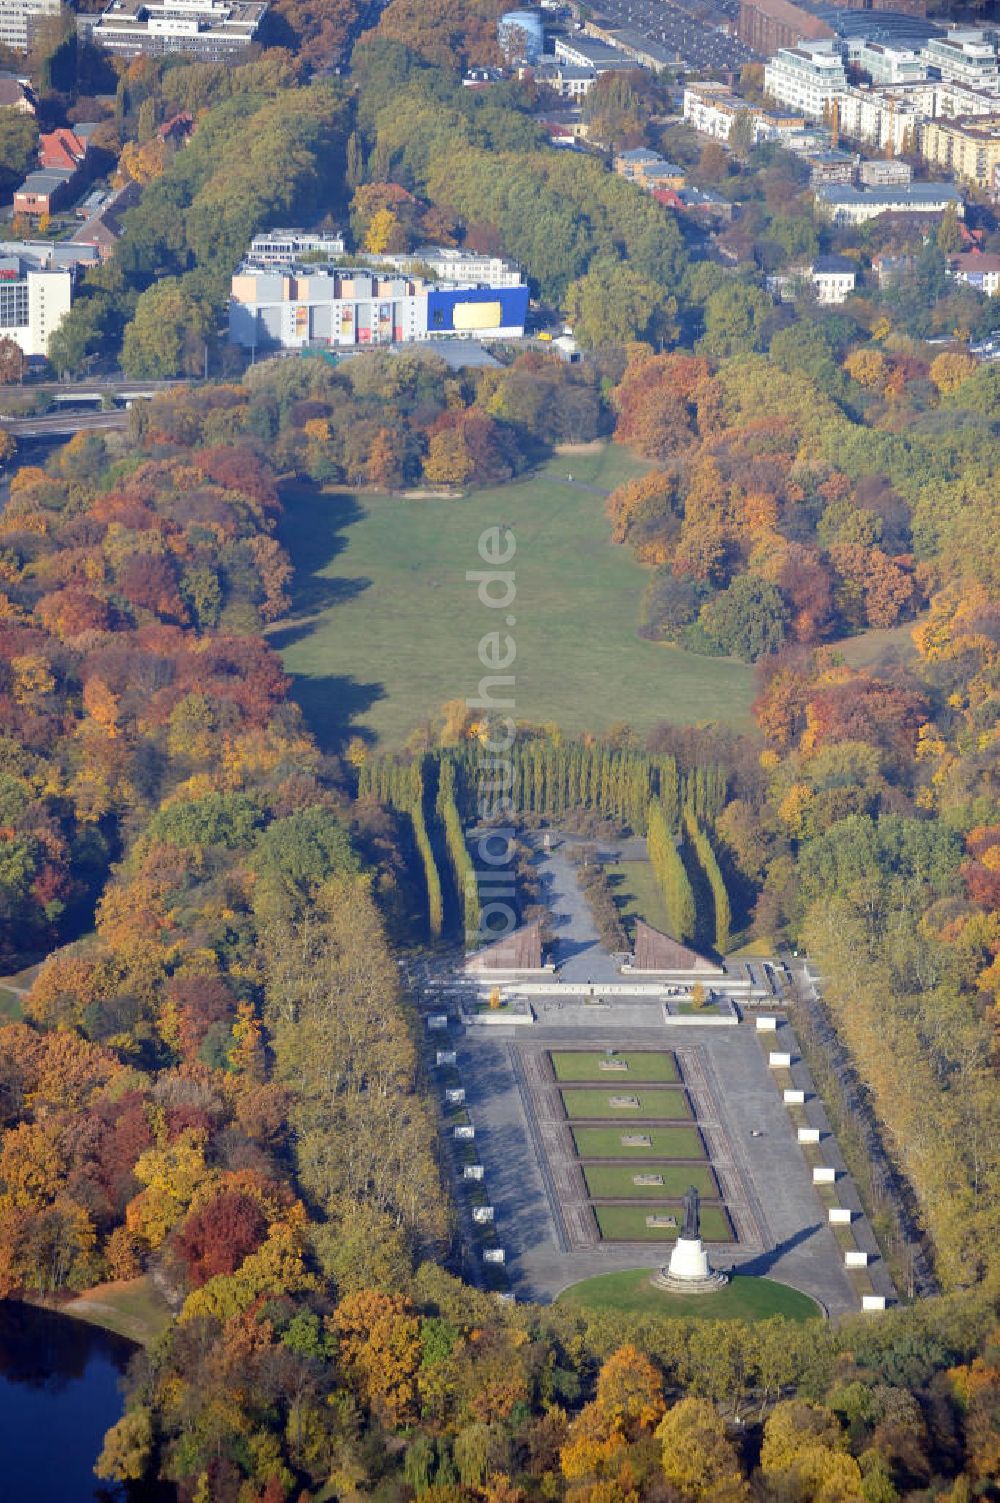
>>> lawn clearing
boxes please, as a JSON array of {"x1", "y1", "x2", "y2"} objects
[
  {"x1": 596, "y1": 1204, "x2": 733, "y2": 1242},
  {"x1": 572, "y1": 1125, "x2": 706, "y2": 1159},
  {"x1": 557, "y1": 1269, "x2": 821, "y2": 1321},
  {"x1": 0, "y1": 986, "x2": 22, "y2": 1020},
  {"x1": 550, "y1": 1050, "x2": 678, "y2": 1083},
  {"x1": 561, "y1": 1087, "x2": 693, "y2": 1120},
  {"x1": 62, "y1": 1275, "x2": 173, "y2": 1347},
  {"x1": 272, "y1": 447, "x2": 756, "y2": 748},
  {"x1": 583, "y1": 1163, "x2": 719, "y2": 1200},
  {"x1": 604, "y1": 859, "x2": 672, "y2": 936}
]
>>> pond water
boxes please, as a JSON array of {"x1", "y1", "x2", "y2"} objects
[{"x1": 0, "y1": 1301, "x2": 166, "y2": 1502}]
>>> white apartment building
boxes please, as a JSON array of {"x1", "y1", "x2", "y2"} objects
[
  {"x1": 0, "y1": 264, "x2": 72, "y2": 357},
  {"x1": 681, "y1": 81, "x2": 793, "y2": 143},
  {"x1": 847, "y1": 39, "x2": 926, "y2": 87},
  {"x1": 834, "y1": 86, "x2": 923, "y2": 153},
  {"x1": 764, "y1": 39, "x2": 848, "y2": 120},
  {"x1": 923, "y1": 29, "x2": 1000, "y2": 94},
  {"x1": 247, "y1": 229, "x2": 346, "y2": 266},
  {"x1": 0, "y1": 0, "x2": 59, "y2": 51}
]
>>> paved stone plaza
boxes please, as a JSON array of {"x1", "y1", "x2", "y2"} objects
[{"x1": 445, "y1": 839, "x2": 891, "y2": 1318}]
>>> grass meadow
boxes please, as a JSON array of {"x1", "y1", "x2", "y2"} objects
[{"x1": 272, "y1": 446, "x2": 756, "y2": 749}]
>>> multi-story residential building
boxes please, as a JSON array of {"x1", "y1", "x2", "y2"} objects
[
  {"x1": 815, "y1": 180, "x2": 963, "y2": 226},
  {"x1": 229, "y1": 259, "x2": 529, "y2": 352},
  {"x1": 922, "y1": 29, "x2": 1000, "y2": 93},
  {"x1": 682, "y1": 81, "x2": 801, "y2": 143},
  {"x1": 949, "y1": 250, "x2": 1000, "y2": 296},
  {"x1": 832, "y1": 85, "x2": 922, "y2": 154},
  {"x1": 88, "y1": 0, "x2": 268, "y2": 59},
  {"x1": 0, "y1": 0, "x2": 59, "y2": 52},
  {"x1": 860, "y1": 157, "x2": 912, "y2": 186},
  {"x1": 764, "y1": 39, "x2": 848, "y2": 120},
  {"x1": 247, "y1": 229, "x2": 346, "y2": 266},
  {"x1": 847, "y1": 39, "x2": 926, "y2": 86},
  {"x1": 919, "y1": 114, "x2": 1000, "y2": 190},
  {"x1": 0, "y1": 241, "x2": 95, "y2": 355}
]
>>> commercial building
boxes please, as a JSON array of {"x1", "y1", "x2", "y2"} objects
[
  {"x1": 581, "y1": 21, "x2": 674, "y2": 72},
  {"x1": 88, "y1": 0, "x2": 268, "y2": 59},
  {"x1": 553, "y1": 35, "x2": 634, "y2": 73},
  {"x1": 810, "y1": 253, "x2": 857, "y2": 302},
  {"x1": 0, "y1": 0, "x2": 59, "y2": 52},
  {"x1": 229, "y1": 258, "x2": 529, "y2": 352},
  {"x1": 815, "y1": 180, "x2": 963, "y2": 225},
  {"x1": 246, "y1": 228, "x2": 346, "y2": 266},
  {"x1": 919, "y1": 114, "x2": 1000, "y2": 191},
  {"x1": 922, "y1": 29, "x2": 1000, "y2": 93},
  {"x1": 764, "y1": 39, "x2": 848, "y2": 119},
  {"x1": 949, "y1": 250, "x2": 1000, "y2": 296}
]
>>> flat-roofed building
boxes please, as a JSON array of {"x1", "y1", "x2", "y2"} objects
[
  {"x1": 764, "y1": 38, "x2": 848, "y2": 119},
  {"x1": 860, "y1": 156, "x2": 912, "y2": 186},
  {"x1": 919, "y1": 113, "x2": 1000, "y2": 189},
  {"x1": 229, "y1": 256, "x2": 529, "y2": 352},
  {"x1": 89, "y1": 0, "x2": 268, "y2": 58},
  {"x1": 923, "y1": 29, "x2": 1000, "y2": 93},
  {"x1": 246, "y1": 228, "x2": 346, "y2": 266},
  {"x1": 0, "y1": 242, "x2": 93, "y2": 355},
  {"x1": 0, "y1": 0, "x2": 60, "y2": 52},
  {"x1": 848, "y1": 38, "x2": 926, "y2": 85},
  {"x1": 683, "y1": 80, "x2": 801, "y2": 142},
  {"x1": 815, "y1": 180, "x2": 963, "y2": 225}
]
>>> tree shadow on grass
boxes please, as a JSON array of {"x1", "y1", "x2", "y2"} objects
[
  {"x1": 287, "y1": 672, "x2": 386, "y2": 755},
  {"x1": 277, "y1": 486, "x2": 370, "y2": 617}
]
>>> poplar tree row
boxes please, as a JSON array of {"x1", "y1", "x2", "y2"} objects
[
  {"x1": 436, "y1": 758, "x2": 481, "y2": 950},
  {"x1": 684, "y1": 810, "x2": 732, "y2": 955},
  {"x1": 647, "y1": 798, "x2": 696, "y2": 944},
  {"x1": 359, "y1": 741, "x2": 727, "y2": 836},
  {"x1": 407, "y1": 761, "x2": 443, "y2": 940}
]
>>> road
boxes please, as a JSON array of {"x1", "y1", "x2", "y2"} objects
[{"x1": 5, "y1": 410, "x2": 129, "y2": 439}]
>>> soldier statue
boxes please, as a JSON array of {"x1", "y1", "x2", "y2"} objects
[{"x1": 682, "y1": 1184, "x2": 700, "y2": 1240}]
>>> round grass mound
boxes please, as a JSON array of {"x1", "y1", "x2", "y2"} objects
[{"x1": 556, "y1": 1269, "x2": 822, "y2": 1322}]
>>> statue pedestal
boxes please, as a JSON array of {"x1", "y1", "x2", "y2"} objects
[{"x1": 652, "y1": 1238, "x2": 728, "y2": 1295}]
